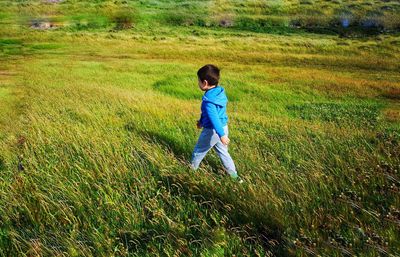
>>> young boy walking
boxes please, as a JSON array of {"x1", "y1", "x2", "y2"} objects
[{"x1": 190, "y1": 64, "x2": 243, "y2": 183}]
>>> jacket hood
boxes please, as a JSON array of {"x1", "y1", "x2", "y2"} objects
[{"x1": 202, "y1": 86, "x2": 227, "y2": 106}]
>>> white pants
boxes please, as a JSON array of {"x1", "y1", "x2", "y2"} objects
[{"x1": 190, "y1": 125, "x2": 237, "y2": 176}]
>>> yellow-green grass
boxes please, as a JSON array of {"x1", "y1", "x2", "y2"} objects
[{"x1": 1, "y1": 9, "x2": 400, "y2": 257}]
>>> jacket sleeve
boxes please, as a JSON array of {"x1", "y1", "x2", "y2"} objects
[
  {"x1": 199, "y1": 112, "x2": 203, "y2": 125},
  {"x1": 204, "y1": 101, "x2": 225, "y2": 137}
]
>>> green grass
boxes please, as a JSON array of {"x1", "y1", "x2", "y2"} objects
[{"x1": 0, "y1": 0, "x2": 399, "y2": 256}]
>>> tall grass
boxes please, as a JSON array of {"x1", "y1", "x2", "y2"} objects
[{"x1": 0, "y1": 0, "x2": 399, "y2": 256}]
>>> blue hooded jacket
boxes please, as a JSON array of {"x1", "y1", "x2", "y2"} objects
[{"x1": 199, "y1": 85, "x2": 228, "y2": 137}]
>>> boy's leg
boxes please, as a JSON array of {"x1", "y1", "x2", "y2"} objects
[
  {"x1": 214, "y1": 141, "x2": 237, "y2": 176},
  {"x1": 190, "y1": 128, "x2": 219, "y2": 170},
  {"x1": 213, "y1": 126, "x2": 237, "y2": 176}
]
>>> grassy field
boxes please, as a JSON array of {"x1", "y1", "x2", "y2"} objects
[{"x1": 1, "y1": 0, "x2": 400, "y2": 256}]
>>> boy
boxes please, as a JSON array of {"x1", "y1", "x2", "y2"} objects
[{"x1": 190, "y1": 64, "x2": 243, "y2": 183}]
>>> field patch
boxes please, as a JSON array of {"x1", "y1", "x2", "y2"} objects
[
  {"x1": 383, "y1": 102, "x2": 400, "y2": 123},
  {"x1": 0, "y1": 87, "x2": 12, "y2": 119},
  {"x1": 381, "y1": 88, "x2": 400, "y2": 100},
  {"x1": 221, "y1": 79, "x2": 269, "y2": 102},
  {"x1": 0, "y1": 87, "x2": 9, "y2": 98},
  {"x1": 28, "y1": 43, "x2": 64, "y2": 51},
  {"x1": 153, "y1": 75, "x2": 202, "y2": 100},
  {"x1": 286, "y1": 101, "x2": 382, "y2": 127},
  {"x1": 0, "y1": 38, "x2": 24, "y2": 56}
]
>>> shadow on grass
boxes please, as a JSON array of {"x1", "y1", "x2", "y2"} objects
[
  {"x1": 125, "y1": 121, "x2": 226, "y2": 175},
  {"x1": 159, "y1": 171, "x2": 289, "y2": 256},
  {"x1": 122, "y1": 127, "x2": 291, "y2": 255}
]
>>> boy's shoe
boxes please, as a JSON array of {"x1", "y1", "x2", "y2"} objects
[
  {"x1": 236, "y1": 177, "x2": 244, "y2": 183},
  {"x1": 230, "y1": 173, "x2": 244, "y2": 183}
]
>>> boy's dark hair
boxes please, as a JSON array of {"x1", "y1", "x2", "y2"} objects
[{"x1": 197, "y1": 64, "x2": 220, "y2": 86}]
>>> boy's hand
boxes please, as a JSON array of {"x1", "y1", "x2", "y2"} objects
[
  {"x1": 196, "y1": 120, "x2": 202, "y2": 129},
  {"x1": 220, "y1": 135, "x2": 230, "y2": 146}
]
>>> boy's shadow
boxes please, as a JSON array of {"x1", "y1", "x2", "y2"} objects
[
  {"x1": 159, "y1": 171, "x2": 288, "y2": 256},
  {"x1": 129, "y1": 123, "x2": 225, "y2": 176},
  {"x1": 124, "y1": 122, "x2": 289, "y2": 256}
]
